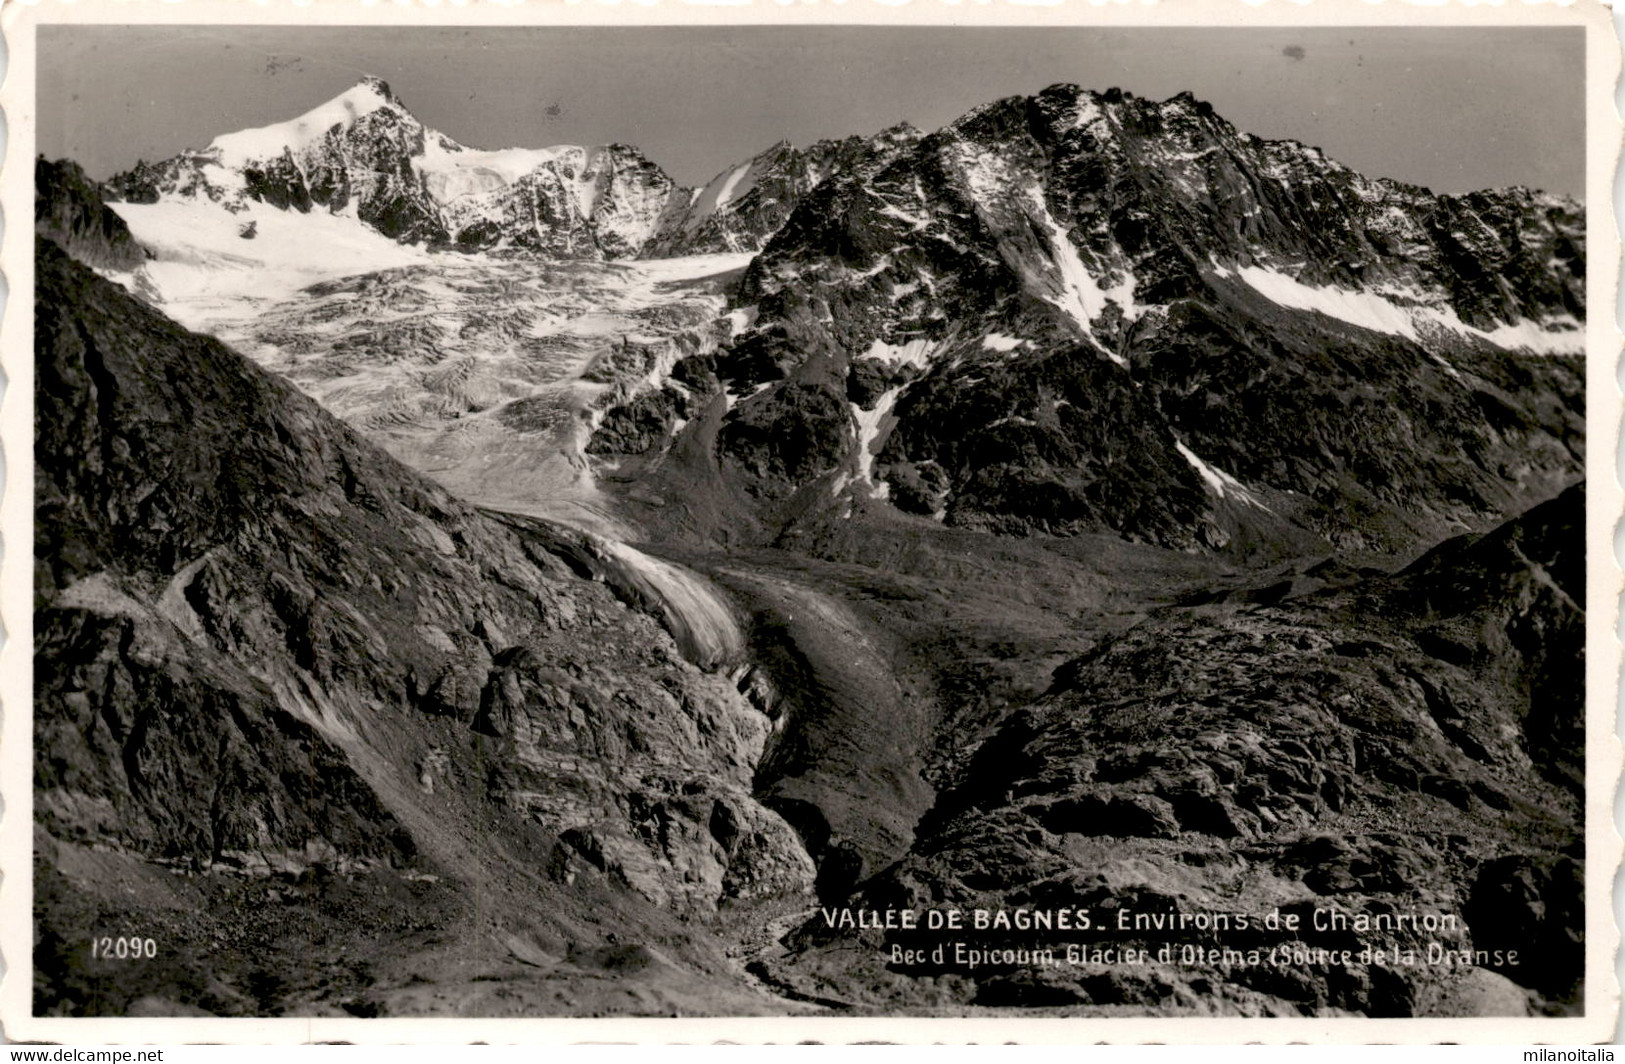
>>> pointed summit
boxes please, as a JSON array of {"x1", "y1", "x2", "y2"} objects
[
  {"x1": 111, "y1": 72, "x2": 690, "y2": 257},
  {"x1": 354, "y1": 74, "x2": 398, "y2": 103},
  {"x1": 208, "y1": 76, "x2": 411, "y2": 167}
]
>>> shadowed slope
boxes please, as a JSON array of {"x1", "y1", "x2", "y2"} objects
[{"x1": 33, "y1": 234, "x2": 815, "y2": 1017}]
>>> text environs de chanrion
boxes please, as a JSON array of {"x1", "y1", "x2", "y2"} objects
[{"x1": 818, "y1": 906, "x2": 1462, "y2": 934}]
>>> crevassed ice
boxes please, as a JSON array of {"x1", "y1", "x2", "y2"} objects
[{"x1": 728, "y1": 305, "x2": 760, "y2": 338}]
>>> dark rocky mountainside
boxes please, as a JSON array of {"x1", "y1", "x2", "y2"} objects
[
  {"x1": 36, "y1": 157, "x2": 149, "y2": 272},
  {"x1": 753, "y1": 486, "x2": 1584, "y2": 1016},
  {"x1": 33, "y1": 232, "x2": 815, "y2": 1016},
  {"x1": 594, "y1": 85, "x2": 1583, "y2": 559},
  {"x1": 642, "y1": 124, "x2": 923, "y2": 257}
]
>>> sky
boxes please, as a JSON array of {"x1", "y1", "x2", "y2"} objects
[{"x1": 37, "y1": 25, "x2": 1585, "y2": 199}]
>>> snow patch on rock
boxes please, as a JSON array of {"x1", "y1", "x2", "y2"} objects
[
  {"x1": 1230, "y1": 264, "x2": 1584, "y2": 356},
  {"x1": 851, "y1": 386, "x2": 905, "y2": 498},
  {"x1": 863, "y1": 338, "x2": 939, "y2": 371},
  {"x1": 597, "y1": 537, "x2": 745, "y2": 668},
  {"x1": 1175, "y1": 441, "x2": 1271, "y2": 512}
]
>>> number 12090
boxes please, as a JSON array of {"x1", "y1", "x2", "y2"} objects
[{"x1": 91, "y1": 936, "x2": 157, "y2": 960}]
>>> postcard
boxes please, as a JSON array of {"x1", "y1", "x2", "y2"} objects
[{"x1": 3, "y1": 0, "x2": 1619, "y2": 1043}]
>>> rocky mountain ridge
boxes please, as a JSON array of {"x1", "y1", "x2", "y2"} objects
[
  {"x1": 105, "y1": 77, "x2": 689, "y2": 258},
  {"x1": 597, "y1": 84, "x2": 1583, "y2": 558},
  {"x1": 641, "y1": 123, "x2": 925, "y2": 257},
  {"x1": 33, "y1": 208, "x2": 816, "y2": 1015},
  {"x1": 102, "y1": 76, "x2": 920, "y2": 260}
]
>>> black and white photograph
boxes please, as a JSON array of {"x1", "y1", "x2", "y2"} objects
[{"x1": 6, "y1": 6, "x2": 1619, "y2": 1040}]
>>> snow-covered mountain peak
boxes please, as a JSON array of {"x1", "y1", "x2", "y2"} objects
[
  {"x1": 105, "y1": 83, "x2": 690, "y2": 258},
  {"x1": 722, "y1": 79, "x2": 1584, "y2": 430},
  {"x1": 354, "y1": 74, "x2": 398, "y2": 100},
  {"x1": 208, "y1": 76, "x2": 407, "y2": 168}
]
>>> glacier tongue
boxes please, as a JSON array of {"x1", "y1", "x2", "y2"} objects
[{"x1": 1175, "y1": 441, "x2": 1271, "y2": 512}]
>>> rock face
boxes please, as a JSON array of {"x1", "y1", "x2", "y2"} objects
[
  {"x1": 641, "y1": 124, "x2": 923, "y2": 257},
  {"x1": 737, "y1": 85, "x2": 1582, "y2": 355},
  {"x1": 755, "y1": 486, "x2": 1584, "y2": 1015},
  {"x1": 32, "y1": 225, "x2": 814, "y2": 1016},
  {"x1": 602, "y1": 84, "x2": 1582, "y2": 557},
  {"x1": 36, "y1": 157, "x2": 149, "y2": 272},
  {"x1": 105, "y1": 77, "x2": 691, "y2": 257}
]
